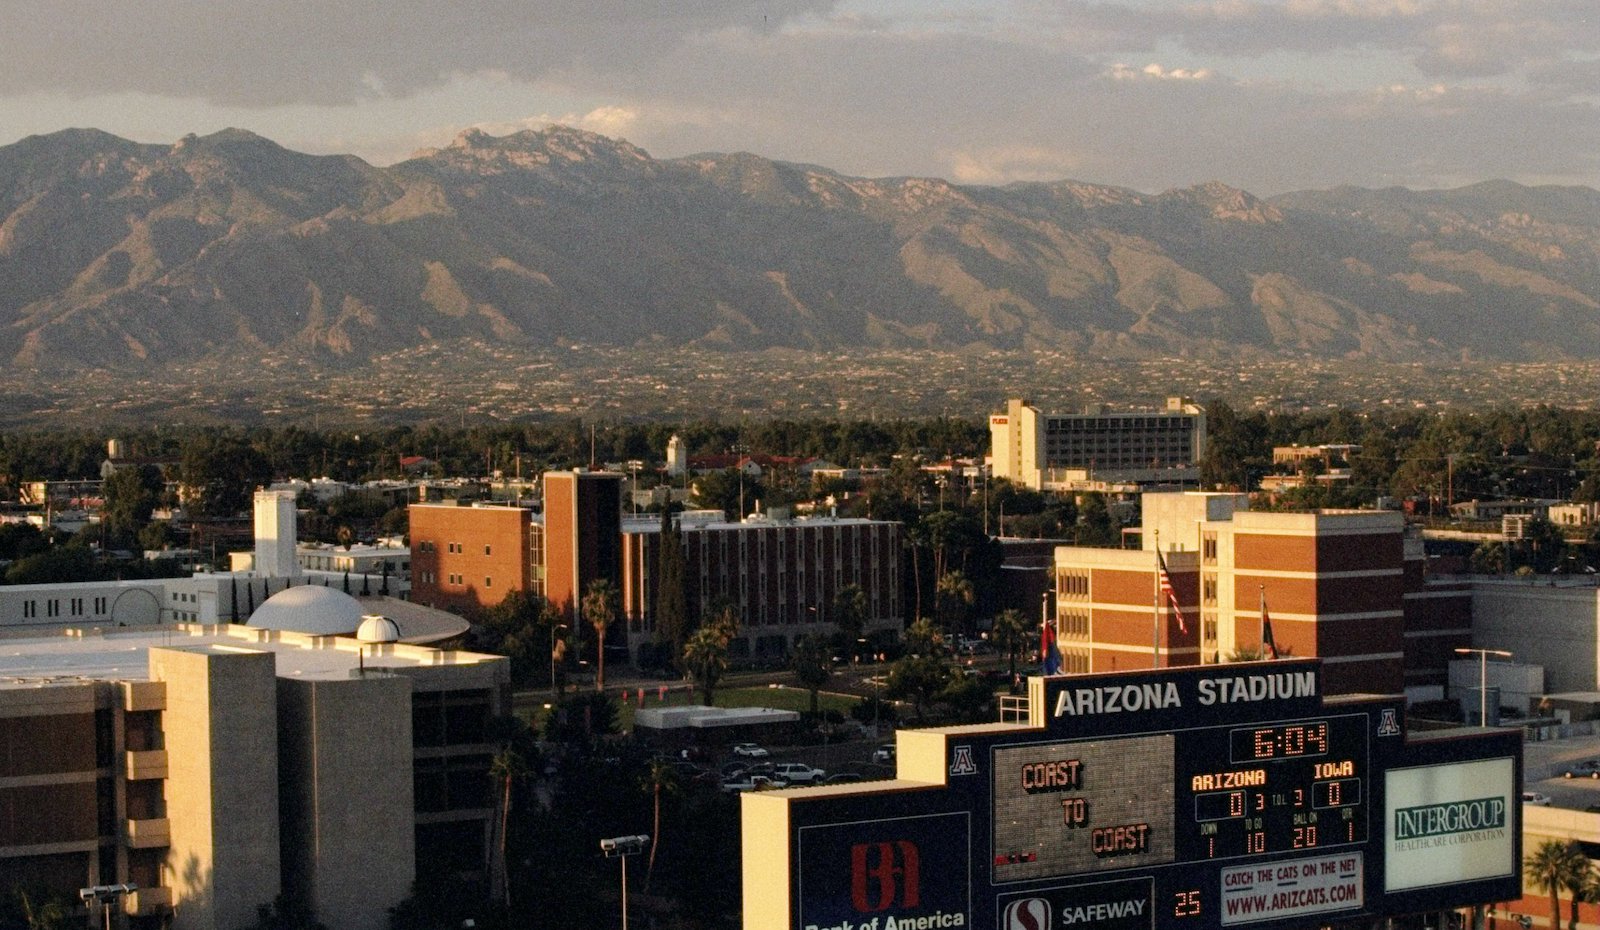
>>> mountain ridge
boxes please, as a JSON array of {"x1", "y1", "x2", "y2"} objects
[{"x1": 4, "y1": 125, "x2": 1600, "y2": 371}]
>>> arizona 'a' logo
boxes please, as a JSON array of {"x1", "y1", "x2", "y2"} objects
[
  {"x1": 851, "y1": 840, "x2": 920, "y2": 912},
  {"x1": 1377, "y1": 708, "x2": 1401, "y2": 737},
  {"x1": 1003, "y1": 898, "x2": 1052, "y2": 930},
  {"x1": 949, "y1": 745, "x2": 978, "y2": 776}
]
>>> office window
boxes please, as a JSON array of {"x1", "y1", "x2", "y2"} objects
[{"x1": 484, "y1": 545, "x2": 492, "y2": 556}]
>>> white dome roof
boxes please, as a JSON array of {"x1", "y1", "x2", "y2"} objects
[
  {"x1": 249, "y1": 585, "x2": 365, "y2": 636},
  {"x1": 356, "y1": 615, "x2": 401, "y2": 644}
]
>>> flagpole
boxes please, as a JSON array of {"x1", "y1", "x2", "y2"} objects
[{"x1": 1152, "y1": 530, "x2": 1161, "y2": 665}]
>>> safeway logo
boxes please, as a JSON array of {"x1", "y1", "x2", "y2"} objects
[
  {"x1": 1004, "y1": 898, "x2": 1052, "y2": 930},
  {"x1": 851, "y1": 840, "x2": 921, "y2": 913}
]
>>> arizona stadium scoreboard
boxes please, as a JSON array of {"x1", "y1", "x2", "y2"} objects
[{"x1": 742, "y1": 660, "x2": 1521, "y2": 930}]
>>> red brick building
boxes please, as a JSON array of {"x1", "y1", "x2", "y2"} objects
[
  {"x1": 411, "y1": 472, "x2": 902, "y2": 664},
  {"x1": 409, "y1": 502, "x2": 536, "y2": 613},
  {"x1": 1053, "y1": 494, "x2": 1471, "y2": 695}
]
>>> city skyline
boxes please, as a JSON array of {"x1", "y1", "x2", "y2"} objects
[{"x1": 1, "y1": 0, "x2": 1597, "y2": 195}]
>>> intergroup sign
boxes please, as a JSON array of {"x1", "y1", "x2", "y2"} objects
[
  {"x1": 1385, "y1": 757, "x2": 1516, "y2": 892},
  {"x1": 743, "y1": 660, "x2": 1522, "y2": 930}
]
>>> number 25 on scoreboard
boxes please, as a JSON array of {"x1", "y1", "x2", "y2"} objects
[{"x1": 1174, "y1": 890, "x2": 1201, "y2": 918}]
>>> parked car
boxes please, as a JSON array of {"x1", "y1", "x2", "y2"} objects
[
  {"x1": 732, "y1": 742, "x2": 770, "y2": 758},
  {"x1": 1562, "y1": 759, "x2": 1600, "y2": 778},
  {"x1": 773, "y1": 762, "x2": 827, "y2": 785},
  {"x1": 824, "y1": 773, "x2": 864, "y2": 785},
  {"x1": 720, "y1": 773, "x2": 788, "y2": 793},
  {"x1": 872, "y1": 743, "x2": 896, "y2": 764},
  {"x1": 1522, "y1": 791, "x2": 1552, "y2": 806}
]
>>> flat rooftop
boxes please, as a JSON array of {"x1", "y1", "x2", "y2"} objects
[{"x1": 0, "y1": 624, "x2": 502, "y2": 686}]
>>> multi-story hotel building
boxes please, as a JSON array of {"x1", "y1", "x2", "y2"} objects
[
  {"x1": 0, "y1": 622, "x2": 507, "y2": 930},
  {"x1": 1053, "y1": 492, "x2": 1471, "y2": 695},
  {"x1": 411, "y1": 472, "x2": 901, "y2": 661},
  {"x1": 989, "y1": 396, "x2": 1206, "y2": 490}
]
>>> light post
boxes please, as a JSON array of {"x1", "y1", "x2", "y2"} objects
[
  {"x1": 600, "y1": 834, "x2": 649, "y2": 930},
  {"x1": 80, "y1": 884, "x2": 135, "y2": 930},
  {"x1": 550, "y1": 623, "x2": 568, "y2": 698},
  {"x1": 1456, "y1": 647, "x2": 1513, "y2": 726}
]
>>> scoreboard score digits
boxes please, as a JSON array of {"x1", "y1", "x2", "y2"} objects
[{"x1": 1176, "y1": 714, "x2": 1369, "y2": 862}]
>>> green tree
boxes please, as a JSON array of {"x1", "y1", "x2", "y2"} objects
[
  {"x1": 934, "y1": 570, "x2": 975, "y2": 636},
  {"x1": 181, "y1": 433, "x2": 271, "y2": 518},
  {"x1": 831, "y1": 584, "x2": 869, "y2": 657},
  {"x1": 1525, "y1": 839, "x2": 1588, "y2": 930},
  {"x1": 581, "y1": 578, "x2": 620, "y2": 692},
  {"x1": 938, "y1": 669, "x2": 995, "y2": 723},
  {"x1": 1076, "y1": 493, "x2": 1118, "y2": 546},
  {"x1": 683, "y1": 624, "x2": 730, "y2": 705},
  {"x1": 473, "y1": 591, "x2": 554, "y2": 687},
  {"x1": 790, "y1": 634, "x2": 834, "y2": 716},
  {"x1": 690, "y1": 468, "x2": 764, "y2": 519},
  {"x1": 990, "y1": 608, "x2": 1029, "y2": 681},
  {"x1": 13, "y1": 890, "x2": 65, "y2": 930},
  {"x1": 1564, "y1": 855, "x2": 1598, "y2": 930},
  {"x1": 488, "y1": 747, "x2": 531, "y2": 908},
  {"x1": 101, "y1": 464, "x2": 163, "y2": 546},
  {"x1": 654, "y1": 507, "x2": 689, "y2": 667},
  {"x1": 886, "y1": 652, "x2": 951, "y2": 721},
  {"x1": 5, "y1": 546, "x2": 96, "y2": 585},
  {"x1": 640, "y1": 757, "x2": 680, "y2": 893}
]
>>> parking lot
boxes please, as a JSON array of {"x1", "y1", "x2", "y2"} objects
[{"x1": 1522, "y1": 728, "x2": 1600, "y2": 809}]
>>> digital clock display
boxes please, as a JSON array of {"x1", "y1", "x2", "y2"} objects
[
  {"x1": 1229, "y1": 721, "x2": 1330, "y2": 763},
  {"x1": 1177, "y1": 714, "x2": 1369, "y2": 863}
]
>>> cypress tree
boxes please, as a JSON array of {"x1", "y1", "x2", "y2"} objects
[{"x1": 654, "y1": 505, "x2": 689, "y2": 668}]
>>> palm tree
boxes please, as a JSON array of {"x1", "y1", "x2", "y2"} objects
[
  {"x1": 1526, "y1": 839, "x2": 1588, "y2": 930},
  {"x1": 582, "y1": 578, "x2": 619, "y2": 692},
  {"x1": 683, "y1": 624, "x2": 730, "y2": 705},
  {"x1": 641, "y1": 758, "x2": 680, "y2": 893},
  {"x1": 16, "y1": 890, "x2": 64, "y2": 930},
  {"x1": 790, "y1": 634, "x2": 834, "y2": 715},
  {"x1": 934, "y1": 570, "x2": 975, "y2": 636},
  {"x1": 990, "y1": 608, "x2": 1028, "y2": 681},
  {"x1": 488, "y1": 747, "x2": 531, "y2": 907},
  {"x1": 1565, "y1": 853, "x2": 1598, "y2": 930}
]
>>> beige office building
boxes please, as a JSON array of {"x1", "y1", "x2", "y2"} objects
[
  {"x1": 989, "y1": 397, "x2": 1206, "y2": 490},
  {"x1": 0, "y1": 624, "x2": 508, "y2": 930}
]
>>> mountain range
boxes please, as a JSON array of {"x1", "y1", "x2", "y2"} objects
[{"x1": 5, "y1": 125, "x2": 1600, "y2": 370}]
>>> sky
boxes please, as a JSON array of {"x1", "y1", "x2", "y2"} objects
[{"x1": 2, "y1": 0, "x2": 1598, "y2": 195}]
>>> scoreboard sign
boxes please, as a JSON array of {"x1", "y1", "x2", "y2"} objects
[{"x1": 742, "y1": 660, "x2": 1522, "y2": 930}]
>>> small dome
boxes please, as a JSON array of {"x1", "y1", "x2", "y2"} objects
[
  {"x1": 356, "y1": 614, "x2": 401, "y2": 644},
  {"x1": 249, "y1": 585, "x2": 365, "y2": 636}
]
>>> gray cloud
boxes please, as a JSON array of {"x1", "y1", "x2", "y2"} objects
[
  {"x1": 3, "y1": 0, "x2": 1600, "y2": 194},
  {"x1": 0, "y1": 0, "x2": 837, "y2": 106}
]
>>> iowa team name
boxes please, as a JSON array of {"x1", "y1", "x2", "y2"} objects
[{"x1": 1053, "y1": 671, "x2": 1317, "y2": 717}]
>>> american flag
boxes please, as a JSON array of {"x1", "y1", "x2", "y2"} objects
[{"x1": 1156, "y1": 549, "x2": 1188, "y2": 634}]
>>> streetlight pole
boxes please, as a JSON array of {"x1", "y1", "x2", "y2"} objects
[
  {"x1": 600, "y1": 835, "x2": 649, "y2": 930},
  {"x1": 1455, "y1": 647, "x2": 1512, "y2": 725},
  {"x1": 80, "y1": 884, "x2": 135, "y2": 930}
]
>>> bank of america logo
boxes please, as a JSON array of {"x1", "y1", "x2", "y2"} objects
[{"x1": 1004, "y1": 898, "x2": 1052, "y2": 930}]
